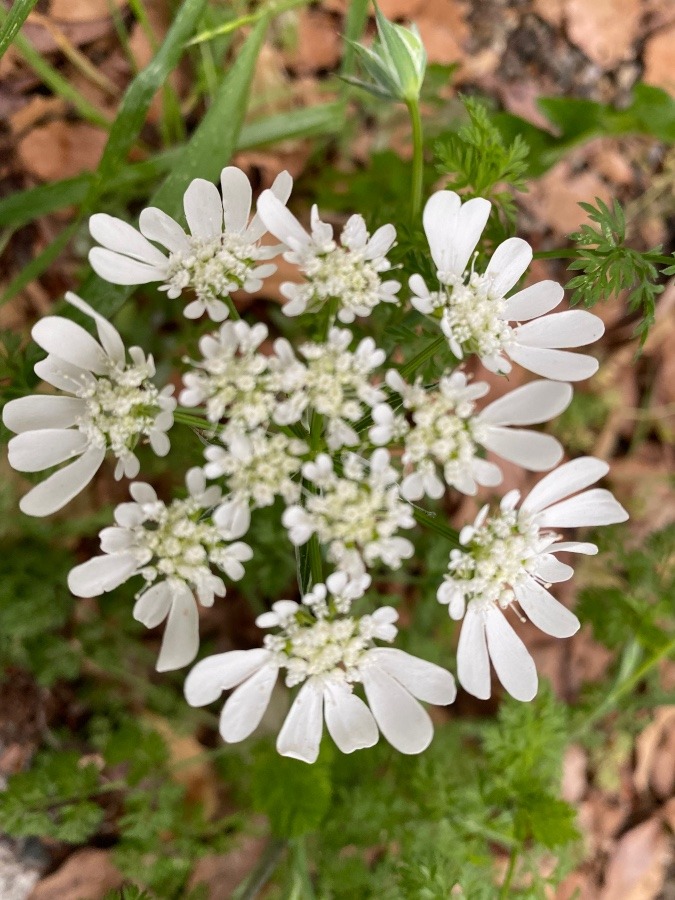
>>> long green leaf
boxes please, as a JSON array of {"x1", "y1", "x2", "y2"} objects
[{"x1": 0, "y1": 0, "x2": 38, "y2": 59}]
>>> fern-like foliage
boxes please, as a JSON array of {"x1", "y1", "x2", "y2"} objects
[{"x1": 567, "y1": 198, "x2": 673, "y2": 345}]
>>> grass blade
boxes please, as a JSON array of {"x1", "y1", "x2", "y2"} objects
[{"x1": 0, "y1": 0, "x2": 38, "y2": 60}]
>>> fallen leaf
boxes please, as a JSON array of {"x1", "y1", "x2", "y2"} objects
[
  {"x1": 48, "y1": 0, "x2": 126, "y2": 24},
  {"x1": 643, "y1": 24, "x2": 675, "y2": 94},
  {"x1": 187, "y1": 835, "x2": 267, "y2": 899},
  {"x1": 600, "y1": 818, "x2": 669, "y2": 899},
  {"x1": 562, "y1": 744, "x2": 588, "y2": 803},
  {"x1": 288, "y1": 8, "x2": 342, "y2": 74},
  {"x1": 634, "y1": 707, "x2": 675, "y2": 795},
  {"x1": 17, "y1": 121, "x2": 107, "y2": 181},
  {"x1": 565, "y1": 0, "x2": 641, "y2": 69},
  {"x1": 29, "y1": 849, "x2": 123, "y2": 900}
]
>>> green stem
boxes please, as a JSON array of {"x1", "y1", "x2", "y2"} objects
[
  {"x1": 225, "y1": 295, "x2": 241, "y2": 320},
  {"x1": 400, "y1": 335, "x2": 446, "y2": 380},
  {"x1": 173, "y1": 410, "x2": 212, "y2": 429},
  {"x1": 232, "y1": 838, "x2": 288, "y2": 900},
  {"x1": 499, "y1": 846, "x2": 518, "y2": 899},
  {"x1": 188, "y1": 0, "x2": 309, "y2": 46},
  {"x1": 289, "y1": 837, "x2": 316, "y2": 899},
  {"x1": 405, "y1": 97, "x2": 424, "y2": 224}
]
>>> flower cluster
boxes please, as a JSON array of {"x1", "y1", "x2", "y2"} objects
[
  {"x1": 185, "y1": 573, "x2": 456, "y2": 762},
  {"x1": 5, "y1": 165, "x2": 629, "y2": 764}
]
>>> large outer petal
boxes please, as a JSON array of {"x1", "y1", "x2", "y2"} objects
[
  {"x1": 365, "y1": 648, "x2": 456, "y2": 705},
  {"x1": 256, "y1": 190, "x2": 310, "y2": 249},
  {"x1": 65, "y1": 292, "x2": 126, "y2": 365},
  {"x1": 276, "y1": 679, "x2": 324, "y2": 763},
  {"x1": 245, "y1": 171, "x2": 294, "y2": 242},
  {"x1": 535, "y1": 488, "x2": 629, "y2": 528},
  {"x1": 507, "y1": 344, "x2": 599, "y2": 381},
  {"x1": 514, "y1": 575, "x2": 580, "y2": 638},
  {"x1": 323, "y1": 682, "x2": 378, "y2": 754},
  {"x1": 32, "y1": 317, "x2": 109, "y2": 374},
  {"x1": 184, "y1": 648, "x2": 274, "y2": 706},
  {"x1": 456, "y1": 605, "x2": 491, "y2": 700},
  {"x1": 479, "y1": 380, "x2": 572, "y2": 426},
  {"x1": 133, "y1": 581, "x2": 172, "y2": 628},
  {"x1": 34, "y1": 356, "x2": 91, "y2": 393},
  {"x1": 481, "y1": 427, "x2": 563, "y2": 471},
  {"x1": 8, "y1": 429, "x2": 88, "y2": 472},
  {"x1": 484, "y1": 607, "x2": 538, "y2": 701},
  {"x1": 3, "y1": 396, "x2": 85, "y2": 434},
  {"x1": 183, "y1": 178, "x2": 223, "y2": 239},
  {"x1": 514, "y1": 310, "x2": 605, "y2": 348},
  {"x1": 219, "y1": 661, "x2": 279, "y2": 743},
  {"x1": 89, "y1": 248, "x2": 165, "y2": 285},
  {"x1": 19, "y1": 446, "x2": 105, "y2": 516},
  {"x1": 361, "y1": 665, "x2": 434, "y2": 755},
  {"x1": 485, "y1": 237, "x2": 532, "y2": 297},
  {"x1": 68, "y1": 552, "x2": 138, "y2": 597},
  {"x1": 502, "y1": 280, "x2": 564, "y2": 321},
  {"x1": 521, "y1": 456, "x2": 609, "y2": 514},
  {"x1": 139, "y1": 207, "x2": 190, "y2": 254},
  {"x1": 89, "y1": 214, "x2": 167, "y2": 264},
  {"x1": 156, "y1": 582, "x2": 199, "y2": 672},
  {"x1": 220, "y1": 167, "x2": 252, "y2": 233}
]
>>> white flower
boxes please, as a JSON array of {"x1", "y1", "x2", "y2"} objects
[
  {"x1": 411, "y1": 191, "x2": 605, "y2": 380},
  {"x1": 89, "y1": 167, "x2": 292, "y2": 322},
  {"x1": 438, "y1": 457, "x2": 628, "y2": 702},
  {"x1": 206, "y1": 429, "x2": 308, "y2": 538},
  {"x1": 184, "y1": 579, "x2": 456, "y2": 762},
  {"x1": 68, "y1": 468, "x2": 252, "y2": 672},
  {"x1": 282, "y1": 450, "x2": 415, "y2": 576},
  {"x1": 270, "y1": 327, "x2": 386, "y2": 449},
  {"x1": 3, "y1": 293, "x2": 175, "y2": 517},
  {"x1": 256, "y1": 192, "x2": 400, "y2": 322},
  {"x1": 373, "y1": 370, "x2": 572, "y2": 499},
  {"x1": 180, "y1": 320, "x2": 275, "y2": 427}
]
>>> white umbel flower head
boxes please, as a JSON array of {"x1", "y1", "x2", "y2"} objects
[
  {"x1": 372, "y1": 370, "x2": 572, "y2": 499},
  {"x1": 270, "y1": 327, "x2": 386, "y2": 449},
  {"x1": 206, "y1": 429, "x2": 309, "y2": 539},
  {"x1": 3, "y1": 293, "x2": 175, "y2": 517},
  {"x1": 437, "y1": 457, "x2": 628, "y2": 702},
  {"x1": 256, "y1": 192, "x2": 400, "y2": 322},
  {"x1": 282, "y1": 450, "x2": 415, "y2": 576},
  {"x1": 68, "y1": 468, "x2": 252, "y2": 672},
  {"x1": 411, "y1": 191, "x2": 605, "y2": 380},
  {"x1": 184, "y1": 573, "x2": 456, "y2": 762},
  {"x1": 89, "y1": 167, "x2": 292, "y2": 322},
  {"x1": 180, "y1": 320, "x2": 275, "y2": 427}
]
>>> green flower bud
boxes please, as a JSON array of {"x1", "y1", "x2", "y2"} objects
[{"x1": 344, "y1": 3, "x2": 427, "y2": 104}]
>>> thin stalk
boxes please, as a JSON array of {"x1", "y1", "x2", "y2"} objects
[
  {"x1": 231, "y1": 837, "x2": 288, "y2": 900},
  {"x1": 498, "y1": 846, "x2": 518, "y2": 899},
  {"x1": 399, "y1": 334, "x2": 446, "y2": 380},
  {"x1": 405, "y1": 97, "x2": 424, "y2": 224},
  {"x1": 187, "y1": 0, "x2": 309, "y2": 47},
  {"x1": 289, "y1": 837, "x2": 316, "y2": 899},
  {"x1": 224, "y1": 296, "x2": 242, "y2": 320},
  {"x1": 173, "y1": 410, "x2": 213, "y2": 429}
]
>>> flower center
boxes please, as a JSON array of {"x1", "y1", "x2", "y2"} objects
[
  {"x1": 435, "y1": 272, "x2": 515, "y2": 360},
  {"x1": 183, "y1": 347, "x2": 273, "y2": 427},
  {"x1": 75, "y1": 362, "x2": 162, "y2": 458},
  {"x1": 298, "y1": 245, "x2": 384, "y2": 316},
  {"x1": 164, "y1": 233, "x2": 259, "y2": 303}
]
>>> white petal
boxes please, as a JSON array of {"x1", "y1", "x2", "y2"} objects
[
  {"x1": 245, "y1": 170, "x2": 294, "y2": 241},
  {"x1": 552, "y1": 541, "x2": 598, "y2": 555},
  {"x1": 422, "y1": 190, "x2": 461, "y2": 274},
  {"x1": 409, "y1": 273, "x2": 429, "y2": 298},
  {"x1": 32, "y1": 317, "x2": 108, "y2": 374},
  {"x1": 479, "y1": 380, "x2": 572, "y2": 426},
  {"x1": 502, "y1": 280, "x2": 564, "y2": 321},
  {"x1": 65, "y1": 292, "x2": 126, "y2": 366},
  {"x1": 456, "y1": 605, "x2": 491, "y2": 700},
  {"x1": 256, "y1": 190, "x2": 309, "y2": 248},
  {"x1": 366, "y1": 648, "x2": 456, "y2": 705},
  {"x1": 515, "y1": 310, "x2": 605, "y2": 349},
  {"x1": 139, "y1": 207, "x2": 190, "y2": 254},
  {"x1": 133, "y1": 581, "x2": 172, "y2": 628},
  {"x1": 68, "y1": 552, "x2": 138, "y2": 597},
  {"x1": 515, "y1": 575, "x2": 580, "y2": 638},
  {"x1": 364, "y1": 223, "x2": 396, "y2": 260},
  {"x1": 532, "y1": 554, "x2": 574, "y2": 583},
  {"x1": 89, "y1": 248, "x2": 165, "y2": 285},
  {"x1": 3, "y1": 396, "x2": 85, "y2": 433},
  {"x1": 220, "y1": 166, "x2": 252, "y2": 233},
  {"x1": 34, "y1": 356, "x2": 91, "y2": 393},
  {"x1": 323, "y1": 682, "x2": 378, "y2": 754},
  {"x1": 443, "y1": 197, "x2": 492, "y2": 277},
  {"x1": 156, "y1": 582, "x2": 199, "y2": 672},
  {"x1": 481, "y1": 427, "x2": 563, "y2": 471},
  {"x1": 184, "y1": 648, "x2": 273, "y2": 706},
  {"x1": 507, "y1": 344, "x2": 599, "y2": 381},
  {"x1": 19, "y1": 445, "x2": 105, "y2": 516},
  {"x1": 484, "y1": 607, "x2": 538, "y2": 702},
  {"x1": 89, "y1": 213, "x2": 167, "y2": 265},
  {"x1": 536, "y1": 488, "x2": 628, "y2": 528},
  {"x1": 470, "y1": 457, "x2": 502, "y2": 488},
  {"x1": 183, "y1": 178, "x2": 223, "y2": 239},
  {"x1": 276, "y1": 679, "x2": 324, "y2": 763},
  {"x1": 8, "y1": 429, "x2": 88, "y2": 472},
  {"x1": 485, "y1": 237, "x2": 533, "y2": 297},
  {"x1": 521, "y1": 456, "x2": 609, "y2": 514},
  {"x1": 361, "y1": 664, "x2": 433, "y2": 755},
  {"x1": 219, "y1": 661, "x2": 278, "y2": 743}
]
